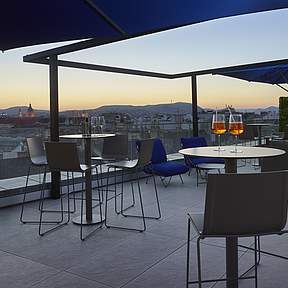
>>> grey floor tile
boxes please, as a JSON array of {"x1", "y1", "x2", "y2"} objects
[
  {"x1": 67, "y1": 232, "x2": 185, "y2": 287},
  {"x1": 0, "y1": 224, "x2": 134, "y2": 270},
  {"x1": 0, "y1": 251, "x2": 58, "y2": 288},
  {"x1": 214, "y1": 250, "x2": 288, "y2": 288},
  {"x1": 122, "y1": 242, "x2": 239, "y2": 288},
  {"x1": 32, "y1": 271, "x2": 110, "y2": 288}
]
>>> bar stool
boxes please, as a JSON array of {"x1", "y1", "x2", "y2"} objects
[
  {"x1": 41, "y1": 142, "x2": 103, "y2": 240},
  {"x1": 20, "y1": 137, "x2": 75, "y2": 224},
  {"x1": 92, "y1": 134, "x2": 130, "y2": 212},
  {"x1": 186, "y1": 171, "x2": 288, "y2": 288},
  {"x1": 104, "y1": 138, "x2": 161, "y2": 232}
]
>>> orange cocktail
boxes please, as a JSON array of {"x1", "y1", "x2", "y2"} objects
[
  {"x1": 228, "y1": 114, "x2": 244, "y2": 153},
  {"x1": 228, "y1": 122, "x2": 244, "y2": 136},
  {"x1": 212, "y1": 114, "x2": 226, "y2": 151},
  {"x1": 212, "y1": 121, "x2": 226, "y2": 135}
]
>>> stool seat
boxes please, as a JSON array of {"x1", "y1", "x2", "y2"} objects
[
  {"x1": 30, "y1": 156, "x2": 47, "y2": 166},
  {"x1": 107, "y1": 160, "x2": 138, "y2": 169}
]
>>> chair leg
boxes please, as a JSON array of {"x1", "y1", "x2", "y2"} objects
[
  {"x1": 38, "y1": 169, "x2": 69, "y2": 236},
  {"x1": 20, "y1": 165, "x2": 32, "y2": 224},
  {"x1": 152, "y1": 174, "x2": 161, "y2": 219},
  {"x1": 179, "y1": 174, "x2": 184, "y2": 184},
  {"x1": 21, "y1": 165, "x2": 62, "y2": 225},
  {"x1": 254, "y1": 236, "x2": 258, "y2": 288},
  {"x1": 160, "y1": 176, "x2": 172, "y2": 187},
  {"x1": 137, "y1": 170, "x2": 146, "y2": 232},
  {"x1": 105, "y1": 169, "x2": 146, "y2": 232},
  {"x1": 120, "y1": 170, "x2": 136, "y2": 213},
  {"x1": 121, "y1": 172, "x2": 161, "y2": 220},
  {"x1": 80, "y1": 172, "x2": 103, "y2": 241},
  {"x1": 196, "y1": 237, "x2": 203, "y2": 288},
  {"x1": 186, "y1": 218, "x2": 191, "y2": 288},
  {"x1": 99, "y1": 163, "x2": 104, "y2": 203},
  {"x1": 39, "y1": 171, "x2": 76, "y2": 214}
]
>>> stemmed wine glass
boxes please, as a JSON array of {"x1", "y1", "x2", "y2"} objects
[
  {"x1": 228, "y1": 114, "x2": 244, "y2": 153},
  {"x1": 211, "y1": 114, "x2": 226, "y2": 151}
]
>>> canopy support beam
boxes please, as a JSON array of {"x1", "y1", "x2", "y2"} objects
[
  {"x1": 191, "y1": 75, "x2": 198, "y2": 136},
  {"x1": 49, "y1": 55, "x2": 60, "y2": 198},
  {"x1": 277, "y1": 84, "x2": 288, "y2": 93},
  {"x1": 83, "y1": 0, "x2": 127, "y2": 35}
]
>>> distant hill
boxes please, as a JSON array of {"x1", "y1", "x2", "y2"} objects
[
  {"x1": 61, "y1": 102, "x2": 204, "y2": 117},
  {"x1": 0, "y1": 106, "x2": 49, "y2": 117},
  {"x1": 0, "y1": 103, "x2": 279, "y2": 117},
  {"x1": 238, "y1": 106, "x2": 278, "y2": 114}
]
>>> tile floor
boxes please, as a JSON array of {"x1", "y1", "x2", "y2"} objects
[{"x1": 0, "y1": 164, "x2": 288, "y2": 288}]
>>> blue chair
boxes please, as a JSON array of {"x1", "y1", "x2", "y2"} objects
[
  {"x1": 137, "y1": 138, "x2": 189, "y2": 187},
  {"x1": 180, "y1": 137, "x2": 225, "y2": 186}
]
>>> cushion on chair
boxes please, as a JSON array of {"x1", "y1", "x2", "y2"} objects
[
  {"x1": 152, "y1": 161, "x2": 189, "y2": 177},
  {"x1": 191, "y1": 157, "x2": 225, "y2": 166},
  {"x1": 136, "y1": 138, "x2": 167, "y2": 164},
  {"x1": 181, "y1": 136, "x2": 208, "y2": 149},
  {"x1": 151, "y1": 139, "x2": 167, "y2": 164},
  {"x1": 181, "y1": 137, "x2": 224, "y2": 167}
]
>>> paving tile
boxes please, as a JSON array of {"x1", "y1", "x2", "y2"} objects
[
  {"x1": 0, "y1": 223, "x2": 134, "y2": 271},
  {"x1": 0, "y1": 250, "x2": 58, "y2": 288},
  {"x1": 122, "y1": 242, "x2": 243, "y2": 288},
  {"x1": 33, "y1": 271, "x2": 110, "y2": 288},
  {"x1": 67, "y1": 232, "x2": 185, "y2": 287}
]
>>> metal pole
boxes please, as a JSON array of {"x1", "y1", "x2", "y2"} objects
[
  {"x1": 49, "y1": 55, "x2": 60, "y2": 198},
  {"x1": 191, "y1": 75, "x2": 199, "y2": 136}
]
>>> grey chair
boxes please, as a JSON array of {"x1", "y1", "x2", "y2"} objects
[
  {"x1": 20, "y1": 137, "x2": 75, "y2": 224},
  {"x1": 186, "y1": 171, "x2": 288, "y2": 288},
  {"x1": 41, "y1": 142, "x2": 103, "y2": 240},
  {"x1": 242, "y1": 140, "x2": 288, "y2": 262},
  {"x1": 92, "y1": 134, "x2": 129, "y2": 212},
  {"x1": 105, "y1": 138, "x2": 161, "y2": 232},
  {"x1": 260, "y1": 141, "x2": 288, "y2": 172}
]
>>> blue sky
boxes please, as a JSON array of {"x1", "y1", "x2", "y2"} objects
[{"x1": 0, "y1": 8, "x2": 288, "y2": 110}]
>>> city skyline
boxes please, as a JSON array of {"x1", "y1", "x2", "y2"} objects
[{"x1": 1, "y1": 9, "x2": 288, "y2": 111}]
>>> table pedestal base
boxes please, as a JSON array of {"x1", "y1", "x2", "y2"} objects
[{"x1": 72, "y1": 213, "x2": 104, "y2": 225}]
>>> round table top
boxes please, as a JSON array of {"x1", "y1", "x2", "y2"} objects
[
  {"x1": 246, "y1": 123, "x2": 271, "y2": 127},
  {"x1": 179, "y1": 146, "x2": 285, "y2": 159},
  {"x1": 60, "y1": 133, "x2": 115, "y2": 139}
]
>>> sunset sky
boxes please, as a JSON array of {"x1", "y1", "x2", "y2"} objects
[{"x1": 1, "y1": 9, "x2": 288, "y2": 111}]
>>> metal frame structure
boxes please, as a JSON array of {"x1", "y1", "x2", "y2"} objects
[{"x1": 23, "y1": 40, "x2": 288, "y2": 196}]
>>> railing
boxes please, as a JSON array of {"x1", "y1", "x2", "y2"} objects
[{"x1": 0, "y1": 119, "x2": 280, "y2": 182}]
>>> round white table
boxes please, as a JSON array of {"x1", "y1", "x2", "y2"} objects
[
  {"x1": 179, "y1": 145, "x2": 285, "y2": 288},
  {"x1": 60, "y1": 134, "x2": 115, "y2": 225}
]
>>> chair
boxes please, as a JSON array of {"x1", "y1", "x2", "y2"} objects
[
  {"x1": 92, "y1": 134, "x2": 129, "y2": 212},
  {"x1": 105, "y1": 138, "x2": 161, "y2": 232},
  {"x1": 180, "y1": 137, "x2": 224, "y2": 186},
  {"x1": 260, "y1": 141, "x2": 288, "y2": 172},
  {"x1": 42, "y1": 142, "x2": 103, "y2": 240},
  {"x1": 186, "y1": 171, "x2": 288, "y2": 287},
  {"x1": 240, "y1": 140, "x2": 288, "y2": 262},
  {"x1": 239, "y1": 124, "x2": 259, "y2": 146},
  {"x1": 20, "y1": 137, "x2": 75, "y2": 224},
  {"x1": 137, "y1": 138, "x2": 189, "y2": 187}
]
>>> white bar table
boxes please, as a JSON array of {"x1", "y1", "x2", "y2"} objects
[
  {"x1": 60, "y1": 133, "x2": 114, "y2": 225},
  {"x1": 179, "y1": 145, "x2": 285, "y2": 288}
]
